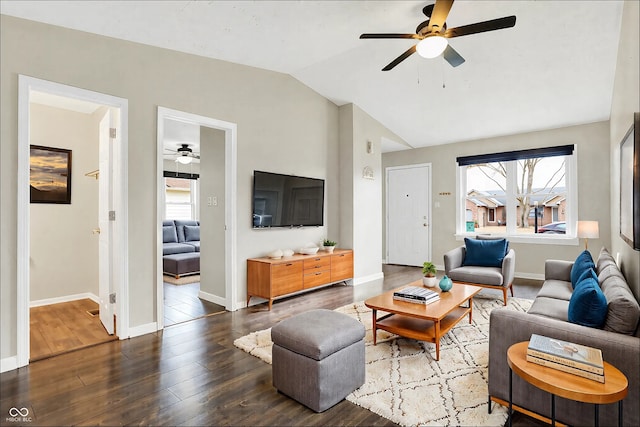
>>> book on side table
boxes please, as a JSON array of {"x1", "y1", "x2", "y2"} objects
[
  {"x1": 526, "y1": 334, "x2": 605, "y2": 383},
  {"x1": 393, "y1": 286, "x2": 440, "y2": 305}
]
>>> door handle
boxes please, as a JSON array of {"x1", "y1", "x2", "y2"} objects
[
  {"x1": 92, "y1": 228, "x2": 101, "y2": 234},
  {"x1": 423, "y1": 223, "x2": 429, "y2": 227}
]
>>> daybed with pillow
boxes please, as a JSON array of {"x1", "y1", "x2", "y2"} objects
[
  {"x1": 444, "y1": 235, "x2": 515, "y2": 305},
  {"x1": 488, "y1": 247, "x2": 640, "y2": 426}
]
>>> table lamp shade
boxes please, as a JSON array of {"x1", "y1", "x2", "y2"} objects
[{"x1": 577, "y1": 221, "x2": 599, "y2": 239}]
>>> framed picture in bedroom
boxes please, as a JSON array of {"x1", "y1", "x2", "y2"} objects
[
  {"x1": 619, "y1": 112, "x2": 640, "y2": 250},
  {"x1": 29, "y1": 145, "x2": 72, "y2": 204}
]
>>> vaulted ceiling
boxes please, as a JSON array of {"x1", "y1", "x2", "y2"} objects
[{"x1": 1, "y1": 1, "x2": 624, "y2": 151}]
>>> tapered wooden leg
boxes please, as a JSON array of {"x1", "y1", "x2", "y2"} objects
[{"x1": 503, "y1": 288, "x2": 508, "y2": 305}]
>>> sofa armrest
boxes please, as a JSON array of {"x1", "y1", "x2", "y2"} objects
[
  {"x1": 545, "y1": 259, "x2": 573, "y2": 282},
  {"x1": 501, "y1": 249, "x2": 515, "y2": 285},
  {"x1": 444, "y1": 246, "x2": 465, "y2": 274},
  {"x1": 489, "y1": 309, "x2": 640, "y2": 426}
]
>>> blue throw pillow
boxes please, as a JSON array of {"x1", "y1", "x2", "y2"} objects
[
  {"x1": 163, "y1": 225, "x2": 178, "y2": 243},
  {"x1": 462, "y1": 237, "x2": 508, "y2": 268},
  {"x1": 568, "y1": 269, "x2": 608, "y2": 328},
  {"x1": 184, "y1": 225, "x2": 200, "y2": 242},
  {"x1": 570, "y1": 250, "x2": 595, "y2": 289}
]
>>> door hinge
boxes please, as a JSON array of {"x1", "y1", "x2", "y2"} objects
[
  {"x1": 109, "y1": 293, "x2": 116, "y2": 304},
  {"x1": 109, "y1": 128, "x2": 117, "y2": 138},
  {"x1": 109, "y1": 211, "x2": 116, "y2": 221}
]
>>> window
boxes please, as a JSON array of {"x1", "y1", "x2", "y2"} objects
[
  {"x1": 457, "y1": 145, "x2": 576, "y2": 242},
  {"x1": 165, "y1": 177, "x2": 199, "y2": 220}
]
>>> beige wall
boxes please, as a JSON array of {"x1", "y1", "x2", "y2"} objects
[
  {"x1": 339, "y1": 104, "x2": 409, "y2": 281},
  {"x1": 1, "y1": 15, "x2": 342, "y2": 359},
  {"x1": 383, "y1": 121, "x2": 612, "y2": 277},
  {"x1": 199, "y1": 126, "x2": 226, "y2": 299},
  {"x1": 609, "y1": 0, "x2": 640, "y2": 298},
  {"x1": 29, "y1": 104, "x2": 100, "y2": 301}
]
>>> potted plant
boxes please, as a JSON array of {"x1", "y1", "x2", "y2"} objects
[
  {"x1": 422, "y1": 261, "x2": 438, "y2": 287},
  {"x1": 322, "y1": 239, "x2": 337, "y2": 253}
]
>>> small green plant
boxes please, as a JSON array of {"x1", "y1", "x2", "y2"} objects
[
  {"x1": 422, "y1": 261, "x2": 437, "y2": 277},
  {"x1": 323, "y1": 239, "x2": 337, "y2": 247}
]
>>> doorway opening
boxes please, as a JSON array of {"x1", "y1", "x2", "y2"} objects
[
  {"x1": 156, "y1": 107, "x2": 238, "y2": 331},
  {"x1": 17, "y1": 76, "x2": 129, "y2": 368}
]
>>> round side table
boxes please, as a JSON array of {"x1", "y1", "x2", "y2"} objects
[{"x1": 507, "y1": 341, "x2": 628, "y2": 427}]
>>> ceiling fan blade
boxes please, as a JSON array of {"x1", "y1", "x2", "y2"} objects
[
  {"x1": 360, "y1": 33, "x2": 420, "y2": 39},
  {"x1": 382, "y1": 45, "x2": 417, "y2": 71},
  {"x1": 429, "y1": 0, "x2": 454, "y2": 31},
  {"x1": 442, "y1": 44, "x2": 465, "y2": 67},
  {"x1": 444, "y1": 15, "x2": 516, "y2": 38}
]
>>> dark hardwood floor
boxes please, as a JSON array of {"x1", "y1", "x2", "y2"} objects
[
  {"x1": 163, "y1": 281, "x2": 226, "y2": 326},
  {"x1": 2, "y1": 266, "x2": 545, "y2": 426}
]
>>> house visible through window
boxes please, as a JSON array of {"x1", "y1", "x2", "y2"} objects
[
  {"x1": 457, "y1": 145, "x2": 576, "y2": 241},
  {"x1": 165, "y1": 177, "x2": 198, "y2": 220}
]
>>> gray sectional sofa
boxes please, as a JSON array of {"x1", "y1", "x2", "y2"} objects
[
  {"x1": 489, "y1": 247, "x2": 640, "y2": 426},
  {"x1": 162, "y1": 220, "x2": 200, "y2": 278}
]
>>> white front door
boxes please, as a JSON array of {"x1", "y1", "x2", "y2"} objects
[
  {"x1": 386, "y1": 164, "x2": 431, "y2": 266},
  {"x1": 98, "y1": 109, "x2": 115, "y2": 335}
]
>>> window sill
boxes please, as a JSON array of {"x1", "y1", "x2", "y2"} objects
[{"x1": 455, "y1": 233, "x2": 579, "y2": 246}]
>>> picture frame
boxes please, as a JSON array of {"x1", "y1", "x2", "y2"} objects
[
  {"x1": 619, "y1": 112, "x2": 640, "y2": 250},
  {"x1": 30, "y1": 145, "x2": 72, "y2": 204}
]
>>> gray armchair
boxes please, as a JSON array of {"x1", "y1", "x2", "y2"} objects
[{"x1": 444, "y1": 238, "x2": 515, "y2": 305}]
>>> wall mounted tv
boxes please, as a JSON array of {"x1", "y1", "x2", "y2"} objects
[{"x1": 252, "y1": 170, "x2": 325, "y2": 228}]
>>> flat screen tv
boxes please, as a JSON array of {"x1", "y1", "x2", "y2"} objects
[{"x1": 252, "y1": 170, "x2": 325, "y2": 228}]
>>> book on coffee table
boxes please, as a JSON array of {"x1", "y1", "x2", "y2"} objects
[
  {"x1": 393, "y1": 286, "x2": 439, "y2": 304},
  {"x1": 527, "y1": 334, "x2": 604, "y2": 375}
]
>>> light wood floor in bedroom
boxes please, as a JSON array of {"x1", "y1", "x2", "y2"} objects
[{"x1": 8, "y1": 265, "x2": 545, "y2": 426}]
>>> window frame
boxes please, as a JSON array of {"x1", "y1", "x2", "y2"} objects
[
  {"x1": 164, "y1": 177, "x2": 199, "y2": 221},
  {"x1": 455, "y1": 146, "x2": 579, "y2": 246}
]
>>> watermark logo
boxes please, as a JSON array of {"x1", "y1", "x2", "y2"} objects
[{"x1": 6, "y1": 407, "x2": 32, "y2": 423}]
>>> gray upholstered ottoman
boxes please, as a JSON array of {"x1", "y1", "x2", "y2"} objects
[{"x1": 271, "y1": 309, "x2": 365, "y2": 412}]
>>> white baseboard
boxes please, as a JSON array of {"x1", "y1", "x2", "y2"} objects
[
  {"x1": 1, "y1": 356, "x2": 18, "y2": 373},
  {"x1": 30, "y1": 292, "x2": 99, "y2": 307},
  {"x1": 354, "y1": 272, "x2": 385, "y2": 286},
  {"x1": 128, "y1": 322, "x2": 159, "y2": 338},
  {"x1": 198, "y1": 290, "x2": 225, "y2": 306},
  {"x1": 515, "y1": 271, "x2": 545, "y2": 281}
]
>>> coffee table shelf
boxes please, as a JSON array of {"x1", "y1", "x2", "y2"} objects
[{"x1": 365, "y1": 281, "x2": 481, "y2": 361}]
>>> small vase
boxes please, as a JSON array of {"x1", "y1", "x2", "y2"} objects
[
  {"x1": 323, "y1": 245, "x2": 336, "y2": 253},
  {"x1": 439, "y1": 275, "x2": 453, "y2": 292}
]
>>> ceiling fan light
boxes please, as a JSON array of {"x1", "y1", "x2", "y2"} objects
[
  {"x1": 176, "y1": 155, "x2": 193, "y2": 165},
  {"x1": 416, "y1": 36, "x2": 448, "y2": 59}
]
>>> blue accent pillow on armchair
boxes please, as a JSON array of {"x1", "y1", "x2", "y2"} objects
[
  {"x1": 568, "y1": 268, "x2": 608, "y2": 328},
  {"x1": 462, "y1": 237, "x2": 508, "y2": 268},
  {"x1": 570, "y1": 250, "x2": 595, "y2": 289}
]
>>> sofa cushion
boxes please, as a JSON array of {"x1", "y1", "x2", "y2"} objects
[
  {"x1": 570, "y1": 250, "x2": 595, "y2": 289},
  {"x1": 535, "y1": 279, "x2": 574, "y2": 301},
  {"x1": 163, "y1": 225, "x2": 178, "y2": 243},
  {"x1": 462, "y1": 237, "x2": 508, "y2": 268},
  {"x1": 596, "y1": 246, "x2": 618, "y2": 274},
  {"x1": 174, "y1": 219, "x2": 199, "y2": 242},
  {"x1": 527, "y1": 296, "x2": 569, "y2": 321},
  {"x1": 600, "y1": 274, "x2": 640, "y2": 335},
  {"x1": 568, "y1": 269, "x2": 608, "y2": 328},
  {"x1": 184, "y1": 225, "x2": 200, "y2": 242},
  {"x1": 163, "y1": 242, "x2": 196, "y2": 255}
]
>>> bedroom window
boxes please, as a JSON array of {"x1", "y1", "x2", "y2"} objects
[
  {"x1": 456, "y1": 145, "x2": 577, "y2": 243},
  {"x1": 165, "y1": 177, "x2": 199, "y2": 220}
]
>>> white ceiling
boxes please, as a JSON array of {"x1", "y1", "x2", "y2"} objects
[{"x1": 2, "y1": 0, "x2": 624, "y2": 151}]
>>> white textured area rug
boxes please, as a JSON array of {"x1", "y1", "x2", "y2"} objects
[{"x1": 234, "y1": 296, "x2": 532, "y2": 427}]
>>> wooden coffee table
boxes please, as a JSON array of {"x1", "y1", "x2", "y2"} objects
[{"x1": 364, "y1": 280, "x2": 482, "y2": 361}]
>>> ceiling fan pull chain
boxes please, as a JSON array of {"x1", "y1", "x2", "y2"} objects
[{"x1": 441, "y1": 57, "x2": 446, "y2": 89}]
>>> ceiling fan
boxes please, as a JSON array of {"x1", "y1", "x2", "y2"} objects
[
  {"x1": 165, "y1": 143, "x2": 200, "y2": 164},
  {"x1": 360, "y1": 0, "x2": 516, "y2": 71}
]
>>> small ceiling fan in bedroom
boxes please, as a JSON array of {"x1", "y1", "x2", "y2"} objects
[
  {"x1": 360, "y1": 0, "x2": 516, "y2": 71},
  {"x1": 164, "y1": 143, "x2": 200, "y2": 164}
]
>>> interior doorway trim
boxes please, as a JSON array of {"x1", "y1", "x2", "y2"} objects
[
  {"x1": 17, "y1": 75, "x2": 129, "y2": 368},
  {"x1": 156, "y1": 106, "x2": 238, "y2": 328}
]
